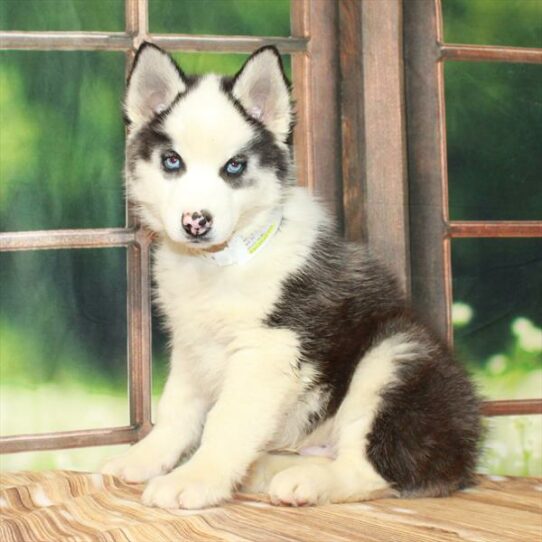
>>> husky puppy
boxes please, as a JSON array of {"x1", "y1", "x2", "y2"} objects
[{"x1": 103, "y1": 43, "x2": 481, "y2": 509}]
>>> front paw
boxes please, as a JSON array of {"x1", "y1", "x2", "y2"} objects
[
  {"x1": 142, "y1": 465, "x2": 231, "y2": 509},
  {"x1": 101, "y1": 434, "x2": 180, "y2": 483}
]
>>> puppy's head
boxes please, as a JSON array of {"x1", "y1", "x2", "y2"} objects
[{"x1": 124, "y1": 43, "x2": 293, "y2": 249}]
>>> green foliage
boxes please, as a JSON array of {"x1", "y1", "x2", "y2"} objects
[
  {"x1": 454, "y1": 311, "x2": 542, "y2": 477},
  {"x1": 458, "y1": 312, "x2": 542, "y2": 400},
  {"x1": 0, "y1": 51, "x2": 125, "y2": 232},
  {"x1": 0, "y1": 0, "x2": 124, "y2": 32},
  {"x1": 0, "y1": 249, "x2": 127, "y2": 385},
  {"x1": 442, "y1": 0, "x2": 542, "y2": 48},
  {"x1": 149, "y1": 0, "x2": 290, "y2": 36},
  {"x1": 452, "y1": 239, "x2": 542, "y2": 365},
  {"x1": 0, "y1": 66, "x2": 39, "y2": 205},
  {"x1": 446, "y1": 61, "x2": 542, "y2": 221}
]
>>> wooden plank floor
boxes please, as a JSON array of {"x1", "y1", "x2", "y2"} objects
[{"x1": 1, "y1": 471, "x2": 541, "y2": 541}]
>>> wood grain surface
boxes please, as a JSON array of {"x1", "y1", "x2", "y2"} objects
[{"x1": 1, "y1": 470, "x2": 540, "y2": 541}]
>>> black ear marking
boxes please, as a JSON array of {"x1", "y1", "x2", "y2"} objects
[
  {"x1": 127, "y1": 42, "x2": 189, "y2": 87},
  {"x1": 124, "y1": 41, "x2": 190, "y2": 127},
  {"x1": 229, "y1": 45, "x2": 293, "y2": 143},
  {"x1": 231, "y1": 45, "x2": 291, "y2": 92}
]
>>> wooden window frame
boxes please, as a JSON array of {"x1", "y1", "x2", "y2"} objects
[
  {"x1": 0, "y1": 0, "x2": 341, "y2": 454},
  {"x1": 0, "y1": 0, "x2": 540, "y2": 458},
  {"x1": 339, "y1": 0, "x2": 541, "y2": 418},
  {"x1": 403, "y1": 0, "x2": 542, "y2": 417}
]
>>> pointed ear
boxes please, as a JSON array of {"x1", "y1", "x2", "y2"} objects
[
  {"x1": 125, "y1": 42, "x2": 186, "y2": 126},
  {"x1": 231, "y1": 46, "x2": 292, "y2": 143}
]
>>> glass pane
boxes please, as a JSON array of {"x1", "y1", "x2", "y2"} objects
[
  {"x1": 169, "y1": 51, "x2": 291, "y2": 78},
  {"x1": 0, "y1": 249, "x2": 128, "y2": 435},
  {"x1": 0, "y1": 52, "x2": 126, "y2": 231},
  {"x1": 0, "y1": 0, "x2": 124, "y2": 32},
  {"x1": 442, "y1": 0, "x2": 542, "y2": 49},
  {"x1": 150, "y1": 0, "x2": 291, "y2": 36},
  {"x1": 445, "y1": 62, "x2": 542, "y2": 220},
  {"x1": 478, "y1": 415, "x2": 541, "y2": 477},
  {"x1": 0, "y1": 444, "x2": 129, "y2": 472},
  {"x1": 452, "y1": 239, "x2": 542, "y2": 401}
]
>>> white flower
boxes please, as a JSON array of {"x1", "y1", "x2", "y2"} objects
[
  {"x1": 452, "y1": 302, "x2": 473, "y2": 327},
  {"x1": 512, "y1": 318, "x2": 542, "y2": 353},
  {"x1": 487, "y1": 354, "x2": 508, "y2": 375}
]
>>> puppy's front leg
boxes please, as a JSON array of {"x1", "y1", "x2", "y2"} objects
[
  {"x1": 142, "y1": 329, "x2": 300, "y2": 509},
  {"x1": 102, "y1": 346, "x2": 208, "y2": 482}
]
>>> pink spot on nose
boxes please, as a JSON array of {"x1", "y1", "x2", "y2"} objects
[{"x1": 182, "y1": 210, "x2": 213, "y2": 238}]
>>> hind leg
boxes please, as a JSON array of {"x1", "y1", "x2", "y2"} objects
[
  {"x1": 269, "y1": 463, "x2": 393, "y2": 506},
  {"x1": 244, "y1": 448, "x2": 391, "y2": 506},
  {"x1": 266, "y1": 434, "x2": 394, "y2": 506},
  {"x1": 244, "y1": 446, "x2": 393, "y2": 506},
  {"x1": 263, "y1": 334, "x2": 419, "y2": 506},
  {"x1": 242, "y1": 452, "x2": 331, "y2": 495}
]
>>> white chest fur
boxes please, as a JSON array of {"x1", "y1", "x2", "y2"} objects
[{"x1": 153, "y1": 188, "x2": 327, "y2": 399}]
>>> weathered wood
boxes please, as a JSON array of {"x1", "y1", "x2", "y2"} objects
[
  {"x1": 340, "y1": 0, "x2": 410, "y2": 295},
  {"x1": 153, "y1": 34, "x2": 308, "y2": 54},
  {"x1": 449, "y1": 221, "x2": 542, "y2": 238},
  {"x1": 0, "y1": 30, "x2": 308, "y2": 54},
  {"x1": 0, "y1": 427, "x2": 137, "y2": 454},
  {"x1": 291, "y1": 0, "x2": 343, "y2": 226},
  {"x1": 125, "y1": 0, "x2": 153, "y2": 440},
  {"x1": 1, "y1": 471, "x2": 541, "y2": 541},
  {"x1": 0, "y1": 228, "x2": 136, "y2": 252},
  {"x1": 441, "y1": 43, "x2": 542, "y2": 64},
  {"x1": 126, "y1": 229, "x2": 153, "y2": 439},
  {"x1": 482, "y1": 399, "x2": 542, "y2": 417},
  {"x1": 0, "y1": 30, "x2": 132, "y2": 50},
  {"x1": 404, "y1": 0, "x2": 452, "y2": 342},
  {"x1": 339, "y1": 0, "x2": 365, "y2": 243}
]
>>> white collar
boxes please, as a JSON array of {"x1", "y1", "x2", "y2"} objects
[{"x1": 202, "y1": 208, "x2": 283, "y2": 266}]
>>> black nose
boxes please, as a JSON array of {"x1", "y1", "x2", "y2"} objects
[{"x1": 182, "y1": 210, "x2": 213, "y2": 238}]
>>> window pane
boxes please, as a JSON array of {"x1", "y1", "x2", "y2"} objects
[
  {"x1": 0, "y1": 249, "x2": 128, "y2": 435},
  {"x1": 0, "y1": 0, "x2": 124, "y2": 32},
  {"x1": 445, "y1": 62, "x2": 542, "y2": 220},
  {"x1": 169, "y1": 51, "x2": 291, "y2": 78},
  {"x1": 442, "y1": 0, "x2": 542, "y2": 49},
  {"x1": 452, "y1": 239, "x2": 542, "y2": 401},
  {"x1": 150, "y1": 0, "x2": 291, "y2": 36},
  {"x1": 0, "y1": 444, "x2": 129, "y2": 472},
  {"x1": 0, "y1": 52, "x2": 125, "y2": 231}
]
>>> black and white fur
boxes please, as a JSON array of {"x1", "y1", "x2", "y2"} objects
[{"x1": 103, "y1": 43, "x2": 481, "y2": 509}]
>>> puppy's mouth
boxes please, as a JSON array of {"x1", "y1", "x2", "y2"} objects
[
  {"x1": 178, "y1": 232, "x2": 231, "y2": 253},
  {"x1": 182, "y1": 232, "x2": 211, "y2": 244},
  {"x1": 163, "y1": 215, "x2": 239, "y2": 252},
  {"x1": 201, "y1": 240, "x2": 229, "y2": 253}
]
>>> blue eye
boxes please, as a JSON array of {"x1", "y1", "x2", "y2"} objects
[
  {"x1": 225, "y1": 158, "x2": 246, "y2": 176},
  {"x1": 162, "y1": 152, "x2": 183, "y2": 171}
]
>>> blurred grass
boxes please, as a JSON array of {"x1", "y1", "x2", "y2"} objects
[
  {"x1": 1, "y1": 313, "x2": 540, "y2": 476},
  {"x1": 0, "y1": 444, "x2": 130, "y2": 473},
  {"x1": 1, "y1": 381, "x2": 540, "y2": 476}
]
